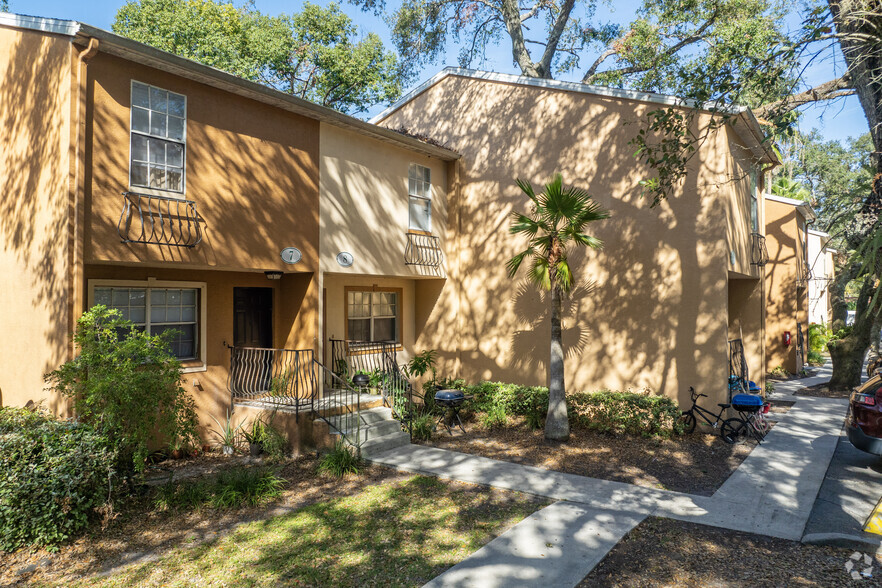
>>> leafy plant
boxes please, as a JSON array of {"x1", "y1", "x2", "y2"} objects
[
  {"x1": 807, "y1": 323, "x2": 831, "y2": 353},
  {"x1": 45, "y1": 306, "x2": 199, "y2": 474},
  {"x1": 154, "y1": 466, "x2": 285, "y2": 511},
  {"x1": 258, "y1": 413, "x2": 289, "y2": 461},
  {"x1": 566, "y1": 389, "x2": 682, "y2": 438},
  {"x1": 406, "y1": 349, "x2": 438, "y2": 384},
  {"x1": 269, "y1": 370, "x2": 295, "y2": 395},
  {"x1": 208, "y1": 410, "x2": 244, "y2": 450},
  {"x1": 807, "y1": 350, "x2": 826, "y2": 366},
  {"x1": 243, "y1": 419, "x2": 268, "y2": 446},
  {"x1": 765, "y1": 380, "x2": 776, "y2": 395},
  {"x1": 317, "y1": 441, "x2": 362, "y2": 477},
  {"x1": 410, "y1": 414, "x2": 434, "y2": 441},
  {"x1": 480, "y1": 405, "x2": 509, "y2": 430},
  {"x1": 0, "y1": 406, "x2": 117, "y2": 551},
  {"x1": 768, "y1": 366, "x2": 789, "y2": 379}
]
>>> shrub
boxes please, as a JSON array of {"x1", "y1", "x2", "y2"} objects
[
  {"x1": 45, "y1": 306, "x2": 200, "y2": 473},
  {"x1": 410, "y1": 414, "x2": 434, "y2": 441},
  {"x1": 317, "y1": 441, "x2": 362, "y2": 477},
  {"x1": 480, "y1": 404, "x2": 509, "y2": 429},
  {"x1": 765, "y1": 380, "x2": 776, "y2": 394},
  {"x1": 154, "y1": 466, "x2": 284, "y2": 511},
  {"x1": 567, "y1": 389, "x2": 682, "y2": 438},
  {"x1": 807, "y1": 350, "x2": 825, "y2": 366},
  {"x1": 0, "y1": 406, "x2": 117, "y2": 551},
  {"x1": 768, "y1": 366, "x2": 789, "y2": 378},
  {"x1": 807, "y1": 323, "x2": 830, "y2": 353},
  {"x1": 464, "y1": 381, "x2": 549, "y2": 418}
]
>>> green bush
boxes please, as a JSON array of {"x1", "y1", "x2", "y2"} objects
[
  {"x1": 807, "y1": 323, "x2": 830, "y2": 353},
  {"x1": 45, "y1": 306, "x2": 200, "y2": 474},
  {"x1": 567, "y1": 389, "x2": 682, "y2": 438},
  {"x1": 0, "y1": 406, "x2": 117, "y2": 551},
  {"x1": 317, "y1": 441, "x2": 362, "y2": 477},
  {"x1": 464, "y1": 381, "x2": 549, "y2": 417},
  {"x1": 807, "y1": 350, "x2": 826, "y2": 366},
  {"x1": 411, "y1": 414, "x2": 434, "y2": 441},
  {"x1": 154, "y1": 466, "x2": 284, "y2": 511},
  {"x1": 480, "y1": 404, "x2": 509, "y2": 429}
]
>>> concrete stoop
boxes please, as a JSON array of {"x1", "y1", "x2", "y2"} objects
[{"x1": 316, "y1": 406, "x2": 411, "y2": 459}]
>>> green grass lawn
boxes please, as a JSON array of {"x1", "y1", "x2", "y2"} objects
[{"x1": 77, "y1": 475, "x2": 548, "y2": 587}]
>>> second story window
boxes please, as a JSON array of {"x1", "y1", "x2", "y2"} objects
[
  {"x1": 749, "y1": 167, "x2": 759, "y2": 232},
  {"x1": 130, "y1": 81, "x2": 186, "y2": 194},
  {"x1": 408, "y1": 164, "x2": 431, "y2": 232}
]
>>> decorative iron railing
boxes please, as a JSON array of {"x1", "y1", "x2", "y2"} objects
[
  {"x1": 405, "y1": 232, "x2": 443, "y2": 268},
  {"x1": 118, "y1": 191, "x2": 202, "y2": 248},
  {"x1": 329, "y1": 338, "x2": 415, "y2": 436},
  {"x1": 228, "y1": 347, "x2": 317, "y2": 412},
  {"x1": 796, "y1": 268, "x2": 813, "y2": 288},
  {"x1": 749, "y1": 233, "x2": 769, "y2": 267}
]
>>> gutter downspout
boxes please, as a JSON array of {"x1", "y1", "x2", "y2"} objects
[{"x1": 67, "y1": 37, "x2": 99, "y2": 358}]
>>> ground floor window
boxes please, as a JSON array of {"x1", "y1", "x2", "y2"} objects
[
  {"x1": 93, "y1": 285, "x2": 200, "y2": 360},
  {"x1": 346, "y1": 288, "x2": 399, "y2": 343}
]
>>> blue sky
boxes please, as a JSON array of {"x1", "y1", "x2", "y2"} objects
[{"x1": 8, "y1": 0, "x2": 870, "y2": 144}]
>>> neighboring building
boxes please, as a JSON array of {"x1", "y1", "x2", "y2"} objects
[
  {"x1": 763, "y1": 193, "x2": 817, "y2": 374},
  {"x1": 373, "y1": 69, "x2": 777, "y2": 407},
  {"x1": 807, "y1": 230, "x2": 835, "y2": 326},
  {"x1": 0, "y1": 13, "x2": 457, "y2": 450}
]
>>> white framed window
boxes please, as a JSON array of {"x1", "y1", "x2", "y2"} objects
[
  {"x1": 130, "y1": 81, "x2": 187, "y2": 194},
  {"x1": 346, "y1": 288, "x2": 400, "y2": 343},
  {"x1": 408, "y1": 164, "x2": 431, "y2": 232},
  {"x1": 89, "y1": 280, "x2": 207, "y2": 370}
]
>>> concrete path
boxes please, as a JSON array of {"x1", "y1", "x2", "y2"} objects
[{"x1": 369, "y1": 373, "x2": 849, "y2": 587}]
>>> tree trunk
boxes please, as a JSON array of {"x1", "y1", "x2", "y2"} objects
[
  {"x1": 545, "y1": 285, "x2": 569, "y2": 441},
  {"x1": 828, "y1": 279, "x2": 880, "y2": 387}
]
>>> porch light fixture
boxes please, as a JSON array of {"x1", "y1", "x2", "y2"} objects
[{"x1": 265, "y1": 271, "x2": 283, "y2": 280}]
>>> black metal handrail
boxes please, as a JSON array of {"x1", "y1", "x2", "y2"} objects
[
  {"x1": 228, "y1": 347, "x2": 316, "y2": 414},
  {"x1": 118, "y1": 191, "x2": 202, "y2": 248},
  {"x1": 797, "y1": 267, "x2": 813, "y2": 287},
  {"x1": 313, "y1": 360, "x2": 363, "y2": 451},
  {"x1": 749, "y1": 233, "x2": 769, "y2": 267},
  {"x1": 405, "y1": 232, "x2": 443, "y2": 268},
  {"x1": 797, "y1": 324, "x2": 805, "y2": 366},
  {"x1": 728, "y1": 338, "x2": 748, "y2": 401}
]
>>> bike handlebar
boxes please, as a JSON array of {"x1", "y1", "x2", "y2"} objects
[{"x1": 688, "y1": 387, "x2": 707, "y2": 401}]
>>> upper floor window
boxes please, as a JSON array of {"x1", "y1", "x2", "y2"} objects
[
  {"x1": 749, "y1": 167, "x2": 759, "y2": 232},
  {"x1": 408, "y1": 164, "x2": 431, "y2": 232},
  {"x1": 130, "y1": 81, "x2": 186, "y2": 194}
]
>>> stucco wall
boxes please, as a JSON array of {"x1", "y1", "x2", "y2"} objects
[
  {"x1": 0, "y1": 27, "x2": 73, "y2": 413},
  {"x1": 378, "y1": 74, "x2": 757, "y2": 407},
  {"x1": 84, "y1": 52, "x2": 320, "y2": 274},
  {"x1": 83, "y1": 264, "x2": 318, "y2": 436},
  {"x1": 764, "y1": 199, "x2": 800, "y2": 372},
  {"x1": 319, "y1": 123, "x2": 449, "y2": 278}
]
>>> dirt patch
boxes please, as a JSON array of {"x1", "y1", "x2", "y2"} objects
[
  {"x1": 796, "y1": 383, "x2": 855, "y2": 398},
  {"x1": 580, "y1": 517, "x2": 879, "y2": 587},
  {"x1": 420, "y1": 417, "x2": 758, "y2": 496},
  {"x1": 0, "y1": 454, "x2": 410, "y2": 586}
]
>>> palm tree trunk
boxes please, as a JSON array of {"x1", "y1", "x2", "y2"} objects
[{"x1": 546, "y1": 285, "x2": 570, "y2": 440}]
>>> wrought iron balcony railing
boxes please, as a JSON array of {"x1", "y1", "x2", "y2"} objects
[
  {"x1": 118, "y1": 191, "x2": 202, "y2": 248},
  {"x1": 405, "y1": 232, "x2": 443, "y2": 268},
  {"x1": 228, "y1": 347, "x2": 317, "y2": 410},
  {"x1": 749, "y1": 233, "x2": 769, "y2": 267},
  {"x1": 797, "y1": 267, "x2": 813, "y2": 287}
]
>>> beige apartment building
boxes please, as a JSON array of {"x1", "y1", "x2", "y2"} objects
[
  {"x1": 374, "y1": 69, "x2": 776, "y2": 407},
  {"x1": 0, "y1": 13, "x2": 457, "y2": 450},
  {"x1": 763, "y1": 193, "x2": 817, "y2": 374}
]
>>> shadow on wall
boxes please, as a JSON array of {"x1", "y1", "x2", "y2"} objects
[
  {"x1": 0, "y1": 32, "x2": 72, "y2": 413},
  {"x1": 86, "y1": 51, "x2": 320, "y2": 273},
  {"x1": 764, "y1": 211, "x2": 798, "y2": 372},
  {"x1": 383, "y1": 77, "x2": 740, "y2": 405}
]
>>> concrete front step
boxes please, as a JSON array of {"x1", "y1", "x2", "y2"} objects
[
  {"x1": 327, "y1": 406, "x2": 394, "y2": 431},
  {"x1": 359, "y1": 430, "x2": 411, "y2": 459}
]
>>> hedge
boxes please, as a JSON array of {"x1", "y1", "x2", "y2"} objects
[
  {"x1": 463, "y1": 381, "x2": 682, "y2": 438},
  {"x1": 0, "y1": 407, "x2": 117, "y2": 551}
]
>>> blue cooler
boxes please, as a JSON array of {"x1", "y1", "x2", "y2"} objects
[{"x1": 732, "y1": 393, "x2": 764, "y2": 413}]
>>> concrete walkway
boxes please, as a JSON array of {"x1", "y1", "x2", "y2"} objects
[{"x1": 370, "y1": 374, "x2": 848, "y2": 587}]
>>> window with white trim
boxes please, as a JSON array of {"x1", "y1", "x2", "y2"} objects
[
  {"x1": 94, "y1": 286, "x2": 199, "y2": 360},
  {"x1": 347, "y1": 290, "x2": 399, "y2": 343},
  {"x1": 408, "y1": 164, "x2": 431, "y2": 232},
  {"x1": 130, "y1": 81, "x2": 187, "y2": 193}
]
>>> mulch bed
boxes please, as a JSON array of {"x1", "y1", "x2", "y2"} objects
[
  {"x1": 420, "y1": 416, "x2": 762, "y2": 496},
  {"x1": 0, "y1": 454, "x2": 410, "y2": 586},
  {"x1": 796, "y1": 382, "x2": 856, "y2": 398},
  {"x1": 580, "y1": 517, "x2": 879, "y2": 587}
]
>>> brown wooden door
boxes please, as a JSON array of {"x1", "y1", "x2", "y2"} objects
[{"x1": 233, "y1": 287, "x2": 273, "y2": 348}]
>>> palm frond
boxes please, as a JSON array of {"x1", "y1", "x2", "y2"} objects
[
  {"x1": 528, "y1": 257, "x2": 552, "y2": 290},
  {"x1": 507, "y1": 248, "x2": 534, "y2": 278}
]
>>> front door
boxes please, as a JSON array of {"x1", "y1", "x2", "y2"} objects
[{"x1": 234, "y1": 287, "x2": 273, "y2": 348}]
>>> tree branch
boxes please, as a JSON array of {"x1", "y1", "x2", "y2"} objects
[
  {"x1": 752, "y1": 74, "x2": 854, "y2": 120},
  {"x1": 537, "y1": 0, "x2": 576, "y2": 78}
]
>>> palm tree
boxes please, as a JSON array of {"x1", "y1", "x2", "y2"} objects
[{"x1": 507, "y1": 174, "x2": 610, "y2": 441}]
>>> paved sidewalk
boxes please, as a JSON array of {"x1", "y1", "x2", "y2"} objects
[{"x1": 370, "y1": 378, "x2": 848, "y2": 587}]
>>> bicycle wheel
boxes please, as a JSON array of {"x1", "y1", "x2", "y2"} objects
[
  {"x1": 680, "y1": 411, "x2": 697, "y2": 434},
  {"x1": 749, "y1": 414, "x2": 770, "y2": 441},
  {"x1": 721, "y1": 417, "x2": 748, "y2": 444}
]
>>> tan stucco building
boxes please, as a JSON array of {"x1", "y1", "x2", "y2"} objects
[
  {"x1": 374, "y1": 69, "x2": 776, "y2": 407},
  {"x1": 0, "y1": 14, "x2": 458, "y2": 446},
  {"x1": 763, "y1": 193, "x2": 817, "y2": 374}
]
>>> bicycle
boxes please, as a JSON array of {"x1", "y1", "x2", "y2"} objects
[
  {"x1": 722, "y1": 396, "x2": 771, "y2": 443},
  {"x1": 680, "y1": 387, "x2": 744, "y2": 444}
]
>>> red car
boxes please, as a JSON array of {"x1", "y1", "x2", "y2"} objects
[{"x1": 847, "y1": 374, "x2": 882, "y2": 455}]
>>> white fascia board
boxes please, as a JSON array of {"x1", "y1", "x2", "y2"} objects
[{"x1": 0, "y1": 12, "x2": 80, "y2": 36}]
